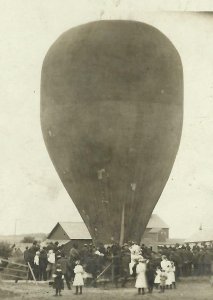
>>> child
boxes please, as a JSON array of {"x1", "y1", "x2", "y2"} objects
[
  {"x1": 52, "y1": 264, "x2": 64, "y2": 297},
  {"x1": 154, "y1": 266, "x2": 161, "y2": 289},
  {"x1": 159, "y1": 269, "x2": 167, "y2": 293},
  {"x1": 135, "y1": 257, "x2": 147, "y2": 295},
  {"x1": 170, "y1": 261, "x2": 176, "y2": 289},
  {"x1": 73, "y1": 260, "x2": 84, "y2": 295},
  {"x1": 165, "y1": 262, "x2": 172, "y2": 289},
  {"x1": 146, "y1": 262, "x2": 155, "y2": 293}
]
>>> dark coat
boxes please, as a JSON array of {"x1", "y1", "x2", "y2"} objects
[
  {"x1": 53, "y1": 270, "x2": 64, "y2": 290},
  {"x1": 146, "y1": 264, "x2": 155, "y2": 286}
]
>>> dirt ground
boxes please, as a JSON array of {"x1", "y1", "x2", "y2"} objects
[{"x1": 0, "y1": 278, "x2": 213, "y2": 300}]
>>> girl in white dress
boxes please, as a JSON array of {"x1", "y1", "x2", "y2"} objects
[
  {"x1": 165, "y1": 261, "x2": 172, "y2": 289},
  {"x1": 170, "y1": 261, "x2": 176, "y2": 288},
  {"x1": 135, "y1": 257, "x2": 147, "y2": 295},
  {"x1": 73, "y1": 260, "x2": 84, "y2": 295},
  {"x1": 154, "y1": 266, "x2": 161, "y2": 289}
]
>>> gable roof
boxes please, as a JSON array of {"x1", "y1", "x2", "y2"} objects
[
  {"x1": 48, "y1": 222, "x2": 92, "y2": 240},
  {"x1": 48, "y1": 214, "x2": 168, "y2": 241},
  {"x1": 146, "y1": 214, "x2": 169, "y2": 229}
]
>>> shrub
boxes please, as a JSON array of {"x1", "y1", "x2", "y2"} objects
[
  {"x1": 0, "y1": 242, "x2": 13, "y2": 258},
  {"x1": 20, "y1": 236, "x2": 35, "y2": 243}
]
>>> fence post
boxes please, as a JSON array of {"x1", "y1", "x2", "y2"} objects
[{"x1": 27, "y1": 262, "x2": 37, "y2": 285}]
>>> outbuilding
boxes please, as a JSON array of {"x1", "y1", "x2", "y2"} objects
[
  {"x1": 141, "y1": 214, "x2": 169, "y2": 243},
  {"x1": 46, "y1": 222, "x2": 92, "y2": 255}
]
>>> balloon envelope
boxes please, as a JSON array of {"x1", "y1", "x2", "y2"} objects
[{"x1": 40, "y1": 21, "x2": 183, "y2": 245}]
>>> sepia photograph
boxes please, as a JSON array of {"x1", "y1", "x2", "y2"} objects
[{"x1": 0, "y1": 1, "x2": 213, "y2": 299}]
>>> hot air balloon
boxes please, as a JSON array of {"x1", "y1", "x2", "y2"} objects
[{"x1": 40, "y1": 21, "x2": 183, "y2": 245}]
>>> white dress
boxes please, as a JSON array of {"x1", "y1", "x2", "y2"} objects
[
  {"x1": 170, "y1": 266, "x2": 176, "y2": 283},
  {"x1": 129, "y1": 254, "x2": 143, "y2": 275},
  {"x1": 73, "y1": 265, "x2": 84, "y2": 286},
  {"x1": 135, "y1": 263, "x2": 147, "y2": 289},
  {"x1": 161, "y1": 259, "x2": 169, "y2": 271},
  {"x1": 154, "y1": 269, "x2": 161, "y2": 284},
  {"x1": 165, "y1": 264, "x2": 173, "y2": 285}
]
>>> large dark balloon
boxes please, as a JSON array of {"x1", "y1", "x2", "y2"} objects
[{"x1": 40, "y1": 21, "x2": 183, "y2": 245}]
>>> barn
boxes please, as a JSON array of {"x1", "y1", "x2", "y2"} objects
[
  {"x1": 45, "y1": 222, "x2": 92, "y2": 254},
  {"x1": 46, "y1": 214, "x2": 169, "y2": 253},
  {"x1": 141, "y1": 214, "x2": 169, "y2": 245}
]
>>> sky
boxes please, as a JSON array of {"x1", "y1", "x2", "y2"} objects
[{"x1": 0, "y1": 1, "x2": 213, "y2": 239}]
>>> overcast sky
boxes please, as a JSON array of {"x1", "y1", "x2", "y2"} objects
[{"x1": 0, "y1": 1, "x2": 213, "y2": 239}]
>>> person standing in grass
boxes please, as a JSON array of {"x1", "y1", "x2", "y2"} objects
[
  {"x1": 33, "y1": 251, "x2": 40, "y2": 281},
  {"x1": 47, "y1": 249, "x2": 55, "y2": 280},
  {"x1": 73, "y1": 260, "x2": 84, "y2": 295},
  {"x1": 135, "y1": 257, "x2": 147, "y2": 295},
  {"x1": 159, "y1": 269, "x2": 167, "y2": 293},
  {"x1": 52, "y1": 264, "x2": 64, "y2": 297},
  {"x1": 170, "y1": 261, "x2": 176, "y2": 289},
  {"x1": 146, "y1": 261, "x2": 155, "y2": 293},
  {"x1": 154, "y1": 266, "x2": 161, "y2": 289},
  {"x1": 57, "y1": 253, "x2": 72, "y2": 290}
]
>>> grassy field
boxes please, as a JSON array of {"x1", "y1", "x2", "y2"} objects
[{"x1": 0, "y1": 278, "x2": 213, "y2": 300}]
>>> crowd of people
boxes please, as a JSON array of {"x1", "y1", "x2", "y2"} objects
[
  {"x1": 158, "y1": 242, "x2": 213, "y2": 277},
  {"x1": 22, "y1": 240, "x2": 213, "y2": 296}
]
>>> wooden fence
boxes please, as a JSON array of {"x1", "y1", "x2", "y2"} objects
[{"x1": 0, "y1": 258, "x2": 37, "y2": 284}]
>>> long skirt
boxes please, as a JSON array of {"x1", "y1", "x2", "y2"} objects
[
  {"x1": 73, "y1": 273, "x2": 84, "y2": 286},
  {"x1": 135, "y1": 272, "x2": 147, "y2": 289},
  {"x1": 166, "y1": 272, "x2": 172, "y2": 285}
]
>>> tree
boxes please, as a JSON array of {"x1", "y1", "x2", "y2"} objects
[
  {"x1": 0, "y1": 241, "x2": 13, "y2": 258},
  {"x1": 20, "y1": 236, "x2": 35, "y2": 243}
]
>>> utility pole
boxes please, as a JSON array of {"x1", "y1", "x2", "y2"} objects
[{"x1": 14, "y1": 219, "x2": 19, "y2": 245}]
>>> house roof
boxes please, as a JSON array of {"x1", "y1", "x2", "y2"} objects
[
  {"x1": 48, "y1": 222, "x2": 92, "y2": 240},
  {"x1": 146, "y1": 214, "x2": 169, "y2": 229},
  {"x1": 184, "y1": 229, "x2": 213, "y2": 243},
  {"x1": 48, "y1": 214, "x2": 168, "y2": 241}
]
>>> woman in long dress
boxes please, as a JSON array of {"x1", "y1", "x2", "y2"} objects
[{"x1": 135, "y1": 258, "x2": 147, "y2": 295}]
